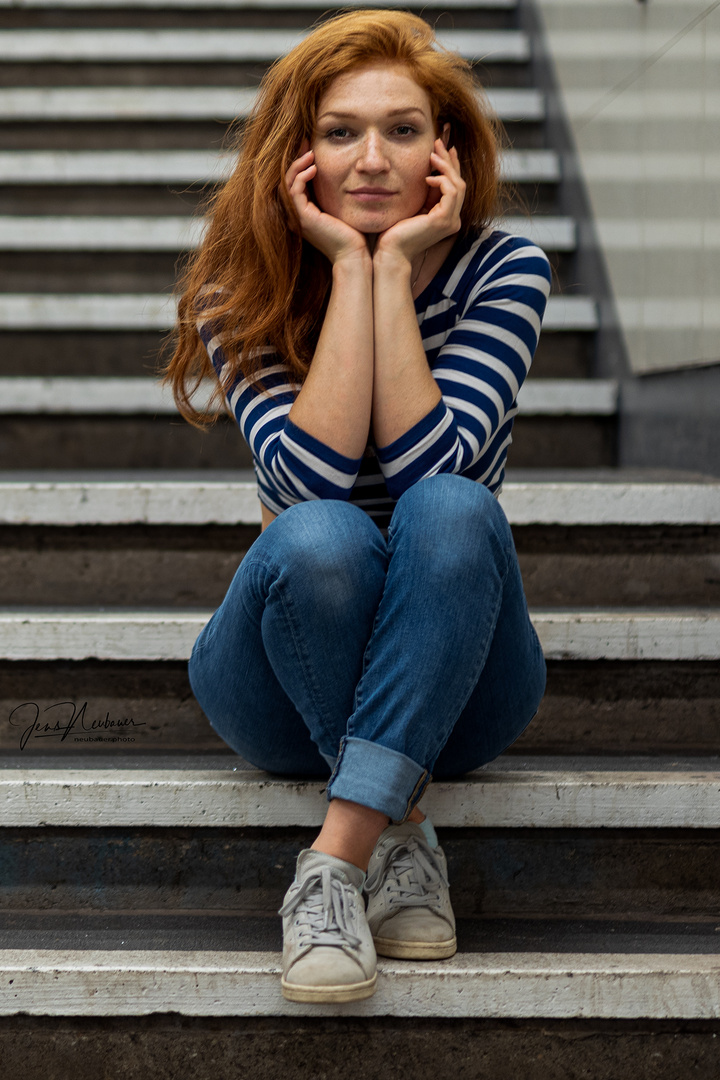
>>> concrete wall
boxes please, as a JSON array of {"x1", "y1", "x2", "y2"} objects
[{"x1": 535, "y1": 0, "x2": 720, "y2": 375}]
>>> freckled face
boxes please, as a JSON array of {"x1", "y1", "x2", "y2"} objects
[{"x1": 311, "y1": 62, "x2": 438, "y2": 234}]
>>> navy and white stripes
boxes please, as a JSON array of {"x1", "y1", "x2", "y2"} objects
[{"x1": 198, "y1": 228, "x2": 551, "y2": 530}]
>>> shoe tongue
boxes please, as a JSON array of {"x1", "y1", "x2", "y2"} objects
[{"x1": 296, "y1": 848, "x2": 366, "y2": 890}]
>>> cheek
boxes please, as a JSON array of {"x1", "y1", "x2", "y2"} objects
[
  {"x1": 309, "y1": 154, "x2": 343, "y2": 211},
  {"x1": 399, "y1": 146, "x2": 431, "y2": 187},
  {"x1": 310, "y1": 175, "x2": 336, "y2": 215},
  {"x1": 403, "y1": 156, "x2": 432, "y2": 207}
]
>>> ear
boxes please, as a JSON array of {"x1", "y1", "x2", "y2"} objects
[{"x1": 441, "y1": 122, "x2": 451, "y2": 148}]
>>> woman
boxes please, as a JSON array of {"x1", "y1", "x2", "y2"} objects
[{"x1": 166, "y1": 9, "x2": 551, "y2": 1004}]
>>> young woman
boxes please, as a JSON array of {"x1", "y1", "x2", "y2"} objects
[{"x1": 166, "y1": 9, "x2": 551, "y2": 1004}]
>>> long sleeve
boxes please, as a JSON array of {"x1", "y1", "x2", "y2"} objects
[
  {"x1": 375, "y1": 232, "x2": 551, "y2": 500},
  {"x1": 197, "y1": 319, "x2": 363, "y2": 514}
]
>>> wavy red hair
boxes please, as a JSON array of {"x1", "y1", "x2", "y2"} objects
[{"x1": 164, "y1": 9, "x2": 504, "y2": 425}]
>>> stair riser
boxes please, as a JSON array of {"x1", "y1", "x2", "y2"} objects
[
  {"x1": 0, "y1": 416, "x2": 616, "y2": 470},
  {"x1": 0, "y1": 330, "x2": 593, "y2": 379},
  {"x1": 0, "y1": 187, "x2": 209, "y2": 216},
  {"x1": 2, "y1": 1016, "x2": 720, "y2": 1080},
  {"x1": 1, "y1": 662, "x2": 717, "y2": 756},
  {"x1": 0, "y1": 179, "x2": 564, "y2": 217},
  {"x1": 0, "y1": 58, "x2": 534, "y2": 87},
  {"x1": 1, "y1": 114, "x2": 546, "y2": 147},
  {"x1": 0, "y1": 526, "x2": 714, "y2": 607},
  {"x1": 0, "y1": 417, "x2": 253, "y2": 470},
  {"x1": 0, "y1": 248, "x2": 573, "y2": 289},
  {"x1": 0, "y1": 7, "x2": 517, "y2": 32},
  {"x1": 2, "y1": 826, "x2": 720, "y2": 918}
]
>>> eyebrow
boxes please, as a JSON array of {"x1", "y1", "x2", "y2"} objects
[{"x1": 317, "y1": 106, "x2": 427, "y2": 122}]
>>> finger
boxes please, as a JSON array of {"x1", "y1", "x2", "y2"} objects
[
  {"x1": 425, "y1": 169, "x2": 462, "y2": 195},
  {"x1": 289, "y1": 163, "x2": 317, "y2": 192},
  {"x1": 429, "y1": 154, "x2": 463, "y2": 191},
  {"x1": 424, "y1": 172, "x2": 465, "y2": 217},
  {"x1": 286, "y1": 149, "x2": 314, "y2": 178},
  {"x1": 432, "y1": 139, "x2": 461, "y2": 167},
  {"x1": 285, "y1": 153, "x2": 315, "y2": 190},
  {"x1": 430, "y1": 145, "x2": 459, "y2": 171}
]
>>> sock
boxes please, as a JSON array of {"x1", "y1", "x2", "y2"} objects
[{"x1": 418, "y1": 816, "x2": 439, "y2": 849}]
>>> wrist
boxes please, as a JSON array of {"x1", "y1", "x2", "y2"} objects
[
  {"x1": 372, "y1": 246, "x2": 413, "y2": 279},
  {"x1": 332, "y1": 247, "x2": 373, "y2": 277}
]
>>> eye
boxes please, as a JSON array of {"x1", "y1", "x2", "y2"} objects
[
  {"x1": 325, "y1": 127, "x2": 353, "y2": 141},
  {"x1": 393, "y1": 124, "x2": 418, "y2": 137}
]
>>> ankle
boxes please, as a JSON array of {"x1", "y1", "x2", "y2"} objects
[{"x1": 312, "y1": 798, "x2": 389, "y2": 872}]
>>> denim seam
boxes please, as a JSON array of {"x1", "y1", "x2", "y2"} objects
[
  {"x1": 271, "y1": 572, "x2": 340, "y2": 757},
  {"x1": 351, "y1": 603, "x2": 383, "y2": 716},
  {"x1": 395, "y1": 768, "x2": 433, "y2": 825},
  {"x1": 238, "y1": 558, "x2": 271, "y2": 629},
  {"x1": 238, "y1": 555, "x2": 333, "y2": 744},
  {"x1": 423, "y1": 542, "x2": 512, "y2": 769},
  {"x1": 189, "y1": 609, "x2": 218, "y2": 656},
  {"x1": 326, "y1": 734, "x2": 348, "y2": 799}
]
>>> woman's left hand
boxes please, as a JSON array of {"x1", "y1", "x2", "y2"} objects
[{"x1": 374, "y1": 138, "x2": 466, "y2": 267}]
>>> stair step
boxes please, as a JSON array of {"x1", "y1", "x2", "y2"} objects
[
  {"x1": 2, "y1": 754, "x2": 719, "y2": 828},
  {"x1": 0, "y1": 608, "x2": 716, "y2": 661},
  {"x1": 3, "y1": 922, "x2": 718, "y2": 1019},
  {"x1": 0, "y1": 214, "x2": 575, "y2": 252},
  {"x1": 0, "y1": 376, "x2": 617, "y2": 416},
  {"x1": 0, "y1": 86, "x2": 544, "y2": 122},
  {"x1": 0, "y1": 0, "x2": 518, "y2": 9},
  {"x1": 0, "y1": 28, "x2": 530, "y2": 63},
  {"x1": 1, "y1": 472, "x2": 716, "y2": 526},
  {"x1": 0, "y1": 148, "x2": 559, "y2": 185},
  {"x1": 0, "y1": 290, "x2": 589, "y2": 330}
]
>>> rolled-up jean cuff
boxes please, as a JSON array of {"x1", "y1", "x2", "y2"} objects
[{"x1": 326, "y1": 735, "x2": 432, "y2": 824}]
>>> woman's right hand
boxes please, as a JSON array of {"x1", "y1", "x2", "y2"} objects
[{"x1": 284, "y1": 145, "x2": 368, "y2": 266}]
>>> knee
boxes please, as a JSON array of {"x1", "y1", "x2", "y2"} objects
[
  {"x1": 391, "y1": 475, "x2": 512, "y2": 563},
  {"x1": 259, "y1": 499, "x2": 387, "y2": 610}
]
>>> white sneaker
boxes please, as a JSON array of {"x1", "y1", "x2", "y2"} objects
[
  {"x1": 364, "y1": 822, "x2": 457, "y2": 959},
  {"x1": 279, "y1": 848, "x2": 377, "y2": 1003}
]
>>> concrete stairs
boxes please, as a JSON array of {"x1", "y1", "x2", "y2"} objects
[{"x1": 1, "y1": 0, "x2": 719, "y2": 1075}]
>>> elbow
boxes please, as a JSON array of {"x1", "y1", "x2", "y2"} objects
[{"x1": 266, "y1": 452, "x2": 359, "y2": 505}]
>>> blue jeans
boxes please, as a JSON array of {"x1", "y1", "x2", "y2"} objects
[{"x1": 188, "y1": 474, "x2": 546, "y2": 823}]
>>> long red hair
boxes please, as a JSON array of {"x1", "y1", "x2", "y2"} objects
[{"x1": 165, "y1": 9, "x2": 503, "y2": 425}]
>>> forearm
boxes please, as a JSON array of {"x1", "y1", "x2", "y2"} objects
[
  {"x1": 288, "y1": 252, "x2": 374, "y2": 459},
  {"x1": 371, "y1": 250, "x2": 441, "y2": 449}
]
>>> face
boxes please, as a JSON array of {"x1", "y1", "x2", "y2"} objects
[{"x1": 311, "y1": 62, "x2": 441, "y2": 234}]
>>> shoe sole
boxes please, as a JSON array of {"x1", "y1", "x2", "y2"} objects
[
  {"x1": 281, "y1": 972, "x2": 377, "y2": 1003},
  {"x1": 373, "y1": 935, "x2": 457, "y2": 960}
]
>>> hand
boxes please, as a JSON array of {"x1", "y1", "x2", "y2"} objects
[
  {"x1": 284, "y1": 142, "x2": 369, "y2": 266},
  {"x1": 374, "y1": 138, "x2": 466, "y2": 268}
]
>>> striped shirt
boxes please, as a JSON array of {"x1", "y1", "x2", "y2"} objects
[{"x1": 198, "y1": 228, "x2": 551, "y2": 531}]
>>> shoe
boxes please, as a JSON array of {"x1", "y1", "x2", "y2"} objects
[
  {"x1": 278, "y1": 848, "x2": 377, "y2": 1003},
  {"x1": 364, "y1": 822, "x2": 457, "y2": 960}
]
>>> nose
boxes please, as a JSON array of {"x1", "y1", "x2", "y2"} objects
[{"x1": 356, "y1": 130, "x2": 390, "y2": 174}]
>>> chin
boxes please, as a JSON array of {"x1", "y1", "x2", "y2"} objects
[{"x1": 348, "y1": 210, "x2": 405, "y2": 235}]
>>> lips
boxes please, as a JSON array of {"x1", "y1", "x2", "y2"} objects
[
  {"x1": 348, "y1": 188, "x2": 396, "y2": 195},
  {"x1": 348, "y1": 188, "x2": 397, "y2": 203}
]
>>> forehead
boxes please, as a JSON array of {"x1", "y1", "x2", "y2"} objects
[{"x1": 317, "y1": 62, "x2": 433, "y2": 117}]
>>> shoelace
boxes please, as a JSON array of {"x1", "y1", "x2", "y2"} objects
[
  {"x1": 364, "y1": 836, "x2": 449, "y2": 910},
  {"x1": 279, "y1": 866, "x2": 363, "y2": 952}
]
